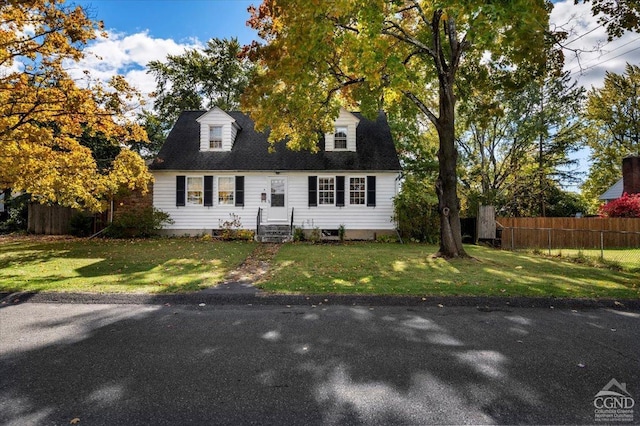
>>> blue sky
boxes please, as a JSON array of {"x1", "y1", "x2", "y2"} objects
[{"x1": 74, "y1": 0, "x2": 257, "y2": 44}]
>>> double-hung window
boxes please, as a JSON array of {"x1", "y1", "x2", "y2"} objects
[
  {"x1": 209, "y1": 126, "x2": 223, "y2": 149},
  {"x1": 349, "y1": 177, "x2": 366, "y2": 205},
  {"x1": 334, "y1": 127, "x2": 347, "y2": 150},
  {"x1": 187, "y1": 177, "x2": 204, "y2": 205},
  {"x1": 218, "y1": 176, "x2": 234, "y2": 205},
  {"x1": 318, "y1": 177, "x2": 335, "y2": 205}
]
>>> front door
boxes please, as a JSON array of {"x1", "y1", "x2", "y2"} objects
[{"x1": 267, "y1": 177, "x2": 287, "y2": 221}]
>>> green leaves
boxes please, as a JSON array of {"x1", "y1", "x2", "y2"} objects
[{"x1": 148, "y1": 37, "x2": 253, "y2": 126}]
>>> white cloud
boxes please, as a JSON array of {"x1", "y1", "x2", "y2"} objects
[
  {"x1": 551, "y1": 0, "x2": 640, "y2": 89},
  {"x1": 64, "y1": 29, "x2": 203, "y2": 107}
]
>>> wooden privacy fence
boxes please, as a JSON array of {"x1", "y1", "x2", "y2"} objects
[
  {"x1": 28, "y1": 203, "x2": 75, "y2": 235},
  {"x1": 497, "y1": 217, "x2": 640, "y2": 249}
]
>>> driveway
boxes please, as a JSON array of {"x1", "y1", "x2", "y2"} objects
[{"x1": 1, "y1": 302, "x2": 638, "y2": 425}]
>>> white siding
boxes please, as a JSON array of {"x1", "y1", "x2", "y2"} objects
[
  {"x1": 152, "y1": 171, "x2": 399, "y2": 232},
  {"x1": 196, "y1": 108, "x2": 239, "y2": 151},
  {"x1": 324, "y1": 108, "x2": 359, "y2": 152}
]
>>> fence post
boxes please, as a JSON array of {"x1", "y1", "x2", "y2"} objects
[
  {"x1": 511, "y1": 228, "x2": 514, "y2": 250},
  {"x1": 600, "y1": 231, "x2": 604, "y2": 260},
  {"x1": 548, "y1": 229, "x2": 552, "y2": 255}
]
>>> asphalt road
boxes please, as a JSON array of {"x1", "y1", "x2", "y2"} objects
[{"x1": 1, "y1": 302, "x2": 639, "y2": 425}]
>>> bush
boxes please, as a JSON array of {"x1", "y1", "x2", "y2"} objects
[
  {"x1": 217, "y1": 213, "x2": 254, "y2": 240},
  {"x1": 308, "y1": 227, "x2": 321, "y2": 243},
  {"x1": 0, "y1": 193, "x2": 29, "y2": 234},
  {"x1": 599, "y1": 193, "x2": 640, "y2": 218},
  {"x1": 293, "y1": 226, "x2": 305, "y2": 242},
  {"x1": 393, "y1": 185, "x2": 440, "y2": 244},
  {"x1": 105, "y1": 206, "x2": 173, "y2": 238},
  {"x1": 69, "y1": 213, "x2": 94, "y2": 237}
]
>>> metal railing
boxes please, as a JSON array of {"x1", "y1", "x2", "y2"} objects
[
  {"x1": 256, "y1": 207, "x2": 262, "y2": 236},
  {"x1": 290, "y1": 207, "x2": 294, "y2": 232}
]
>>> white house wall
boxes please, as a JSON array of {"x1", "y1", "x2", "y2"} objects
[{"x1": 152, "y1": 171, "x2": 399, "y2": 235}]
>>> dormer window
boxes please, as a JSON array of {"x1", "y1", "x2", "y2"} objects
[
  {"x1": 209, "y1": 126, "x2": 223, "y2": 149},
  {"x1": 334, "y1": 127, "x2": 348, "y2": 150}
]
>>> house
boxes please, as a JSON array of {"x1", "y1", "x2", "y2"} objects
[
  {"x1": 599, "y1": 155, "x2": 640, "y2": 202},
  {"x1": 149, "y1": 108, "x2": 402, "y2": 240}
]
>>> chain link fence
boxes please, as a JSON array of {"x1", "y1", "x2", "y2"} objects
[{"x1": 500, "y1": 226, "x2": 640, "y2": 270}]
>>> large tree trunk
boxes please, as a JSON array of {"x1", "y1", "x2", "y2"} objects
[{"x1": 435, "y1": 74, "x2": 467, "y2": 258}]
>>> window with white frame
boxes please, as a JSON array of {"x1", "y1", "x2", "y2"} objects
[
  {"x1": 334, "y1": 127, "x2": 347, "y2": 149},
  {"x1": 187, "y1": 177, "x2": 203, "y2": 205},
  {"x1": 218, "y1": 176, "x2": 234, "y2": 205},
  {"x1": 349, "y1": 177, "x2": 366, "y2": 205},
  {"x1": 209, "y1": 125, "x2": 223, "y2": 149},
  {"x1": 318, "y1": 177, "x2": 335, "y2": 205}
]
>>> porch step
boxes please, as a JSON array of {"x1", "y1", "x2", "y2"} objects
[{"x1": 257, "y1": 224, "x2": 292, "y2": 243}]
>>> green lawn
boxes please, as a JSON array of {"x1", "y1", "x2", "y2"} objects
[
  {"x1": 543, "y1": 248, "x2": 640, "y2": 271},
  {"x1": 1, "y1": 238, "x2": 638, "y2": 299},
  {"x1": 0, "y1": 237, "x2": 255, "y2": 294},
  {"x1": 260, "y1": 243, "x2": 640, "y2": 299}
]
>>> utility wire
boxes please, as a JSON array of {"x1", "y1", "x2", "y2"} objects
[
  {"x1": 567, "y1": 36, "x2": 640, "y2": 74},
  {"x1": 570, "y1": 44, "x2": 640, "y2": 78}
]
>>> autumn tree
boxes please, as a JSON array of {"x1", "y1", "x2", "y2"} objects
[
  {"x1": 0, "y1": 0, "x2": 152, "y2": 212},
  {"x1": 582, "y1": 64, "x2": 640, "y2": 209},
  {"x1": 243, "y1": 0, "x2": 550, "y2": 257},
  {"x1": 147, "y1": 37, "x2": 254, "y2": 127}
]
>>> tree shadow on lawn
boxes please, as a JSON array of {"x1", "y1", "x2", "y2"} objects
[
  {"x1": 1, "y1": 303, "x2": 638, "y2": 425},
  {"x1": 0, "y1": 238, "x2": 254, "y2": 294},
  {"x1": 264, "y1": 244, "x2": 640, "y2": 299}
]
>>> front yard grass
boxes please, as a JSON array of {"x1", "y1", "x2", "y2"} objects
[
  {"x1": 1, "y1": 238, "x2": 638, "y2": 299},
  {"x1": 0, "y1": 237, "x2": 255, "y2": 294},
  {"x1": 259, "y1": 243, "x2": 640, "y2": 299}
]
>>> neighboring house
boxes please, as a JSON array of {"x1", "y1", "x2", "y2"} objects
[
  {"x1": 599, "y1": 156, "x2": 640, "y2": 203},
  {"x1": 149, "y1": 107, "x2": 402, "y2": 240}
]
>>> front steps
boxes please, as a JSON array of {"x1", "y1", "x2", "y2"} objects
[{"x1": 257, "y1": 224, "x2": 291, "y2": 243}]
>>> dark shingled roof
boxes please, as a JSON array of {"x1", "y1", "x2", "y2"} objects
[{"x1": 149, "y1": 110, "x2": 401, "y2": 171}]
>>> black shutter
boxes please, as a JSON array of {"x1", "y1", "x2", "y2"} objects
[
  {"x1": 176, "y1": 175, "x2": 186, "y2": 206},
  {"x1": 235, "y1": 176, "x2": 244, "y2": 207},
  {"x1": 367, "y1": 176, "x2": 376, "y2": 207},
  {"x1": 308, "y1": 176, "x2": 317, "y2": 207},
  {"x1": 336, "y1": 176, "x2": 345, "y2": 207},
  {"x1": 204, "y1": 176, "x2": 213, "y2": 206}
]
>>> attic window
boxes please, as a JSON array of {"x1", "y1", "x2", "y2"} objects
[
  {"x1": 334, "y1": 127, "x2": 347, "y2": 150},
  {"x1": 209, "y1": 126, "x2": 223, "y2": 149}
]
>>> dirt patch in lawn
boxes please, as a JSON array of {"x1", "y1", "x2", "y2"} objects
[{"x1": 222, "y1": 243, "x2": 282, "y2": 284}]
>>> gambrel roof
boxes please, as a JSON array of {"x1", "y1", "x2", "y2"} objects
[{"x1": 149, "y1": 110, "x2": 401, "y2": 171}]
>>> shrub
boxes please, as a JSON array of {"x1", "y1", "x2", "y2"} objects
[
  {"x1": 0, "y1": 193, "x2": 29, "y2": 234},
  {"x1": 338, "y1": 224, "x2": 346, "y2": 242},
  {"x1": 599, "y1": 193, "x2": 640, "y2": 218},
  {"x1": 218, "y1": 213, "x2": 250, "y2": 240},
  {"x1": 309, "y1": 227, "x2": 321, "y2": 243},
  {"x1": 293, "y1": 226, "x2": 305, "y2": 242},
  {"x1": 105, "y1": 206, "x2": 173, "y2": 238},
  {"x1": 69, "y1": 213, "x2": 94, "y2": 237}
]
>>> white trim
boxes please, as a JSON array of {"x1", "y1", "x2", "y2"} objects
[
  {"x1": 317, "y1": 176, "x2": 336, "y2": 206},
  {"x1": 348, "y1": 176, "x2": 366, "y2": 206},
  {"x1": 186, "y1": 176, "x2": 204, "y2": 206},
  {"x1": 217, "y1": 176, "x2": 235, "y2": 206}
]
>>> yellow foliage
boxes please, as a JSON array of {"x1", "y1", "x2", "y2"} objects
[{"x1": 0, "y1": 0, "x2": 151, "y2": 212}]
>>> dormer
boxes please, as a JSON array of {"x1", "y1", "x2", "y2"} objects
[
  {"x1": 324, "y1": 108, "x2": 360, "y2": 152},
  {"x1": 196, "y1": 107, "x2": 241, "y2": 152}
]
